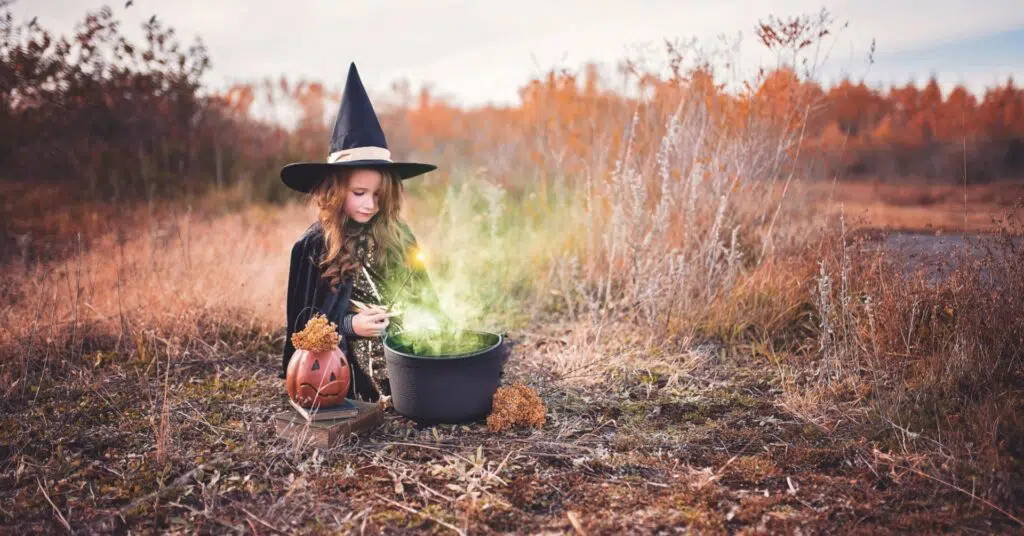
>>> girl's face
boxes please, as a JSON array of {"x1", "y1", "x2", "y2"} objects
[{"x1": 343, "y1": 168, "x2": 383, "y2": 223}]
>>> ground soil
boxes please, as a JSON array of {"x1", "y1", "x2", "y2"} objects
[{"x1": 1, "y1": 331, "x2": 1018, "y2": 534}]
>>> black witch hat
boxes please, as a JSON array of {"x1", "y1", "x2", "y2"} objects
[{"x1": 280, "y1": 63, "x2": 436, "y2": 193}]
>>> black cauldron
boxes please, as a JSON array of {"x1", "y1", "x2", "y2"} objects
[{"x1": 383, "y1": 329, "x2": 509, "y2": 424}]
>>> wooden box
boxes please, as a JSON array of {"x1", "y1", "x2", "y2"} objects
[{"x1": 274, "y1": 398, "x2": 384, "y2": 448}]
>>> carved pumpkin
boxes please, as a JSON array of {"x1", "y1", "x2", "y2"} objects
[{"x1": 285, "y1": 347, "x2": 351, "y2": 408}]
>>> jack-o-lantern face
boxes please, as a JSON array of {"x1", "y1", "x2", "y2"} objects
[{"x1": 285, "y1": 347, "x2": 351, "y2": 408}]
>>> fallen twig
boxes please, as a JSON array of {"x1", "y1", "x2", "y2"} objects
[
  {"x1": 37, "y1": 477, "x2": 71, "y2": 532},
  {"x1": 890, "y1": 460, "x2": 1022, "y2": 527},
  {"x1": 417, "y1": 481, "x2": 458, "y2": 503},
  {"x1": 567, "y1": 510, "x2": 587, "y2": 535},
  {"x1": 239, "y1": 506, "x2": 288, "y2": 535}
]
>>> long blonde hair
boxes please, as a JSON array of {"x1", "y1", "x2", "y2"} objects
[{"x1": 311, "y1": 168, "x2": 409, "y2": 291}]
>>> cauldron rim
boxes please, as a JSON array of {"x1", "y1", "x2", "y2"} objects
[{"x1": 383, "y1": 329, "x2": 502, "y2": 361}]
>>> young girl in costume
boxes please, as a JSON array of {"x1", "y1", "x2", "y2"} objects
[{"x1": 280, "y1": 63, "x2": 442, "y2": 402}]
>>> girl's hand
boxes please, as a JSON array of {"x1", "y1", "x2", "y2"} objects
[{"x1": 352, "y1": 307, "x2": 390, "y2": 337}]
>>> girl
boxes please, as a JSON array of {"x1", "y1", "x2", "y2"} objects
[{"x1": 280, "y1": 63, "x2": 443, "y2": 402}]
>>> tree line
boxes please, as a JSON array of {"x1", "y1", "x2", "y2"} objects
[{"x1": 2, "y1": 4, "x2": 1021, "y2": 207}]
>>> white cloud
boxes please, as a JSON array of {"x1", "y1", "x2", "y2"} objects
[{"x1": 11, "y1": 0, "x2": 1024, "y2": 106}]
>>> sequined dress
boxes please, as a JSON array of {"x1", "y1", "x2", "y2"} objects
[{"x1": 348, "y1": 231, "x2": 399, "y2": 398}]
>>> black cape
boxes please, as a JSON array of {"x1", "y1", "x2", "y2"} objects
[{"x1": 281, "y1": 220, "x2": 439, "y2": 401}]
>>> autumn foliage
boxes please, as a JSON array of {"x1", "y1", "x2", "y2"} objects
[{"x1": 2, "y1": 5, "x2": 1023, "y2": 212}]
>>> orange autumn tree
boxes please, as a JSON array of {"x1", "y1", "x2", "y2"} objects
[{"x1": 5, "y1": 3, "x2": 1024, "y2": 209}]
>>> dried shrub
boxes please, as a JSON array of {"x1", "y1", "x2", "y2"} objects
[
  {"x1": 487, "y1": 383, "x2": 546, "y2": 432},
  {"x1": 808, "y1": 214, "x2": 1024, "y2": 504},
  {"x1": 290, "y1": 312, "x2": 340, "y2": 352}
]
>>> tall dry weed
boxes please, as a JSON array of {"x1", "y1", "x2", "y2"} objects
[
  {"x1": 807, "y1": 209, "x2": 1024, "y2": 502},
  {"x1": 553, "y1": 86, "x2": 812, "y2": 348}
]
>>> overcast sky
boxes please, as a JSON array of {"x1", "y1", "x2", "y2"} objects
[{"x1": 13, "y1": 0, "x2": 1024, "y2": 109}]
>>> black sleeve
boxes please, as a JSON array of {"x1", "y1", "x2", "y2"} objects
[
  {"x1": 282, "y1": 239, "x2": 305, "y2": 378},
  {"x1": 283, "y1": 235, "x2": 329, "y2": 378},
  {"x1": 283, "y1": 227, "x2": 351, "y2": 378}
]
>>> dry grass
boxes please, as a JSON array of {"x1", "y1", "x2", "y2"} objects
[
  {"x1": 2, "y1": 86, "x2": 1024, "y2": 535},
  {"x1": 1, "y1": 179, "x2": 1022, "y2": 532},
  {"x1": 729, "y1": 206, "x2": 1024, "y2": 527},
  {"x1": 1, "y1": 203, "x2": 305, "y2": 385}
]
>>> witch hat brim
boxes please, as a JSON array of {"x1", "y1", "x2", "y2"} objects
[
  {"x1": 282, "y1": 161, "x2": 437, "y2": 193},
  {"x1": 280, "y1": 63, "x2": 437, "y2": 193}
]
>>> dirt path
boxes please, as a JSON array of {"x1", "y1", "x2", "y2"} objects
[{"x1": 857, "y1": 230, "x2": 1024, "y2": 285}]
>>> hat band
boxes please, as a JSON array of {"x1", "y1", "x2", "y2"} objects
[{"x1": 327, "y1": 146, "x2": 392, "y2": 163}]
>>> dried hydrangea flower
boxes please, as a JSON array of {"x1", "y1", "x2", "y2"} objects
[
  {"x1": 291, "y1": 312, "x2": 341, "y2": 352},
  {"x1": 487, "y1": 383, "x2": 546, "y2": 433}
]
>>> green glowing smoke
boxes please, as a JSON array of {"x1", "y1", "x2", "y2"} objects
[
  {"x1": 386, "y1": 329, "x2": 498, "y2": 358},
  {"x1": 376, "y1": 174, "x2": 582, "y2": 347}
]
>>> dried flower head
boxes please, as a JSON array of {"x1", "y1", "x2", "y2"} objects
[
  {"x1": 487, "y1": 383, "x2": 546, "y2": 433},
  {"x1": 291, "y1": 312, "x2": 341, "y2": 352}
]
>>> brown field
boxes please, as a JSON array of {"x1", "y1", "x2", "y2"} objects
[
  {"x1": 806, "y1": 180, "x2": 1024, "y2": 234},
  {"x1": 1, "y1": 174, "x2": 1021, "y2": 534}
]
